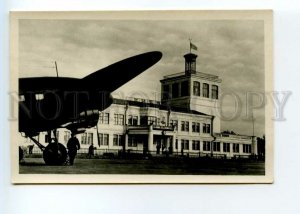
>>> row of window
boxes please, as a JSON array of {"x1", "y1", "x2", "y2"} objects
[
  {"x1": 52, "y1": 131, "x2": 252, "y2": 153},
  {"x1": 180, "y1": 121, "x2": 210, "y2": 133},
  {"x1": 162, "y1": 81, "x2": 189, "y2": 99},
  {"x1": 100, "y1": 113, "x2": 162, "y2": 126},
  {"x1": 100, "y1": 113, "x2": 137, "y2": 126},
  {"x1": 81, "y1": 133, "x2": 124, "y2": 146},
  {"x1": 178, "y1": 140, "x2": 212, "y2": 151},
  {"x1": 193, "y1": 81, "x2": 218, "y2": 99},
  {"x1": 176, "y1": 140, "x2": 251, "y2": 153},
  {"x1": 81, "y1": 133, "x2": 154, "y2": 148},
  {"x1": 100, "y1": 113, "x2": 210, "y2": 133},
  {"x1": 162, "y1": 81, "x2": 219, "y2": 99}
]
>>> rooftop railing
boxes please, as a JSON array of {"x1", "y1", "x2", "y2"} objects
[
  {"x1": 163, "y1": 71, "x2": 220, "y2": 80},
  {"x1": 126, "y1": 97, "x2": 161, "y2": 105},
  {"x1": 215, "y1": 133, "x2": 253, "y2": 140}
]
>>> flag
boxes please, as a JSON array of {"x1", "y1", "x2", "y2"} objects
[{"x1": 190, "y1": 42, "x2": 198, "y2": 51}]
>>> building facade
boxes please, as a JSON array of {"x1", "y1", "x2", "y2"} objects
[{"x1": 26, "y1": 52, "x2": 258, "y2": 159}]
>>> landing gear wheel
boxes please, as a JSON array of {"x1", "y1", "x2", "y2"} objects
[{"x1": 43, "y1": 143, "x2": 67, "y2": 165}]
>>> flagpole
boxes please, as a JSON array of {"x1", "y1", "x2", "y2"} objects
[
  {"x1": 189, "y1": 38, "x2": 191, "y2": 53},
  {"x1": 252, "y1": 112, "x2": 255, "y2": 137}
]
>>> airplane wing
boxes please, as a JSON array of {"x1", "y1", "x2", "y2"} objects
[
  {"x1": 82, "y1": 51, "x2": 162, "y2": 92},
  {"x1": 19, "y1": 51, "x2": 162, "y2": 136},
  {"x1": 19, "y1": 77, "x2": 80, "y2": 94},
  {"x1": 19, "y1": 51, "x2": 162, "y2": 94}
]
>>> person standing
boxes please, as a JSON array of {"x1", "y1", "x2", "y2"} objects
[
  {"x1": 67, "y1": 134, "x2": 80, "y2": 165},
  {"x1": 87, "y1": 143, "x2": 95, "y2": 158},
  {"x1": 28, "y1": 144, "x2": 34, "y2": 154}
]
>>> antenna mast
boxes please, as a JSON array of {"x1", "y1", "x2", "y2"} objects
[{"x1": 55, "y1": 61, "x2": 59, "y2": 77}]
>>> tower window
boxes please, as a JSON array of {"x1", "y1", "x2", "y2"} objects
[
  {"x1": 193, "y1": 81, "x2": 200, "y2": 96},
  {"x1": 185, "y1": 61, "x2": 196, "y2": 73},
  {"x1": 181, "y1": 81, "x2": 189, "y2": 97},
  {"x1": 162, "y1": 84, "x2": 170, "y2": 100},
  {"x1": 172, "y1": 83, "x2": 179, "y2": 98},
  {"x1": 203, "y1": 83, "x2": 209, "y2": 98},
  {"x1": 212, "y1": 85, "x2": 218, "y2": 99},
  {"x1": 184, "y1": 53, "x2": 197, "y2": 74},
  {"x1": 191, "y1": 61, "x2": 196, "y2": 71}
]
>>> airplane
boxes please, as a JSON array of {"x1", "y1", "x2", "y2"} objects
[{"x1": 19, "y1": 51, "x2": 162, "y2": 165}]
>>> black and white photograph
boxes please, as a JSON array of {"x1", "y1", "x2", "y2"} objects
[{"x1": 10, "y1": 11, "x2": 273, "y2": 183}]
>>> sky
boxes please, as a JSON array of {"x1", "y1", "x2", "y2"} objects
[{"x1": 19, "y1": 19, "x2": 265, "y2": 137}]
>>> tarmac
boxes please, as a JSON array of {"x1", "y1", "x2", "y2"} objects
[{"x1": 19, "y1": 157, "x2": 265, "y2": 175}]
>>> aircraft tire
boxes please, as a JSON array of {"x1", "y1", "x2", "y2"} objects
[{"x1": 43, "y1": 143, "x2": 67, "y2": 165}]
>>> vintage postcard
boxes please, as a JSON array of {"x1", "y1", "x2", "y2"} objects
[{"x1": 10, "y1": 10, "x2": 273, "y2": 183}]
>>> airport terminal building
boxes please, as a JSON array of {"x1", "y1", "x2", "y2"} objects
[{"x1": 31, "y1": 52, "x2": 257, "y2": 159}]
